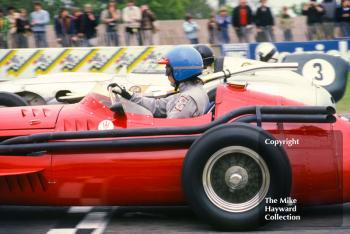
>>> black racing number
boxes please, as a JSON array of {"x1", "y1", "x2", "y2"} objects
[{"x1": 313, "y1": 63, "x2": 323, "y2": 81}]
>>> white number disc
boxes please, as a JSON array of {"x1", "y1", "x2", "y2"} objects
[{"x1": 302, "y1": 59, "x2": 335, "y2": 86}]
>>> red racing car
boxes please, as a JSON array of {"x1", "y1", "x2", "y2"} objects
[{"x1": 0, "y1": 67, "x2": 349, "y2": 231}]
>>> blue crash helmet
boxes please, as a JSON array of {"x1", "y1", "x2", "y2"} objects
[{"x1": 158, "y1": 45, "x2": 203, "y2": 82}]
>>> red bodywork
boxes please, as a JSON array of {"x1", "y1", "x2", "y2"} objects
[{"x1": 0, "y1": 84, "x2": 349, "y2": 206}]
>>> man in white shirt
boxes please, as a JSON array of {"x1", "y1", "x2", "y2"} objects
[
  {"x1": 30, "y1": 1, "x2": 50, "y2": 48},
  {"x1": 183, "y1": 14, "x2": 199, "y2": 44},
  {"x1": 122, "y1": 0, "x2": 142, "y2": 45},
  {"x1": 100, "y1": 0, "x2": 121, "y2": 46}
]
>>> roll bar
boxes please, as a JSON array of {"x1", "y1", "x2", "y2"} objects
[{"x1": 200, "y1": 63, "x2": 299, "y2": 84}]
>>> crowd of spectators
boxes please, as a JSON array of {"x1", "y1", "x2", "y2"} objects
[
  {"x1": 0, "y1": 0, "x2": 156, "y2": 48},
  {"x1": 0, "y1": 0, "x2": 350, "y2": 48},
  {"x1": 201, "y1": 0, "x2": 350, "y2": 45}
]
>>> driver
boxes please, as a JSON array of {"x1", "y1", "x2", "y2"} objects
[
  {"x1": 194, "y1": 44, "x2": 215, "y2": 74},
  {"x1": 255, "y1": 42, "x2": 280, "y2": 63},
  {"x1": 111, "y1": 45, "x2": 209, "y2": 118}
]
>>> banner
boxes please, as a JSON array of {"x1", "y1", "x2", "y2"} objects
[
  {"x1": 247, "y1": 40, "x2": 350, "y2": 62},
  {"x1": 0, "y1": 46, "x2": 175, "y2": 80},
  {"x1": 221, "y1": 43, "x2": 249, "y2": 58},
  {"x1": 1, "y1": 40, "x2": 349, "y2": 80}
]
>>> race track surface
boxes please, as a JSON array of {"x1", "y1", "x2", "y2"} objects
[{"x1": 1, "y1": 204, "x2": 350, "y2": 234}]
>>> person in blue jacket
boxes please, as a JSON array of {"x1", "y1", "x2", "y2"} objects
[{"x1": 54, "y1": 8, "x2": 76, "y2": 47}]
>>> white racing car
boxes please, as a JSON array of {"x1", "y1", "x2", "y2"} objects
[{"x1": 0, "y1": 57, "x2": 336, "y2": 110}]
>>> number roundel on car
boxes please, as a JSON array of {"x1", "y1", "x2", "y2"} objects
[{"x1": 302, "y1": 59, "x2": 336, "y2": 86}]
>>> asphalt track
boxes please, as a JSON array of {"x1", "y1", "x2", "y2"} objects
[{"x1": 1, "y1": 203, "x2": 350, "y2": 234}]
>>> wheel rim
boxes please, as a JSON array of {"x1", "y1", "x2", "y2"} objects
[{"x1": 202, "y1": 146, "x2": 270, "y2": 213}]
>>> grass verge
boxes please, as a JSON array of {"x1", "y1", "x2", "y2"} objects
[{"x1": 336, "y1": 74, "x2": 350, "y2": 114}]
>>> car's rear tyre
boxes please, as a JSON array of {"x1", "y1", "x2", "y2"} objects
[
  {"x1": 0, "y1": 92, "x2": 28, "y2": 107},
  {"x1": 182, "y1": 123, "x2": 291, "y2": 231}
]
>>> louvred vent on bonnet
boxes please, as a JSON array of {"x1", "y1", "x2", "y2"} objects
[{"x1": 0, "y1": 106, "x2": 63, "y2": 130}]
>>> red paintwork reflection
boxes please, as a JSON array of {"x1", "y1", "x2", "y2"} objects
[{"x1": 51, "y1": 148, "x2": 185, "y2": 206}]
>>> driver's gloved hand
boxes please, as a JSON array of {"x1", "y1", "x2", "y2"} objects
[{"x1": 107, "y1": 83, "x2": 132, "y2": 100}]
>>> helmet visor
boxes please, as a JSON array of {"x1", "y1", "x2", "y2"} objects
[{"x1": 158, "y1": 57, "x2": 169, "y2": 65}]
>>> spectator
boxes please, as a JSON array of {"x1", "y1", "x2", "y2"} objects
[
  {"x1": 231, "y1": 0, "x2": 253, "y2": 43},
  {"x1": 255, "y1": 0, "x2": 275, "y2": 42},
  {"x1": 100, "y1": 0, "x2": 120, "y2": 46},
  {"x1": 7, "y1": 7, "x2": 18, "y2": 48},
  {"x1": 302, "y1": 0, "x2": 325, "y2": 40},
  {"x1": 15, "y1": 9, "x2": 30, "y2": 48},
  {"x1": 30, "y1": 1, "x2": 50, "y2": 48},
  {"x1": 183, "y1": 14, "x2": 200, "y2": 44},
  {"x1": 279, "y1": 6, "x2": 294, "y2": 41},
  {"x1": 322, "y1": 0, "x2": 337, "y2": 39},
  {"x1": 0, "y1": 9, "x2": 9, "y2": 48},
  {"x1": 122, "y1": 0, "x2": 142, "y2": 46},
  {"x1": 216, "y1": 6, "x2": 231, "y2": 44},
  {"x1": 78, "y1": 4, "x2": 98, "y2": 47},
  {"x1": 208, "y1": 14, "x2": 219, "y2": 44},
  {"x1": 54, "y1": 8, "x2": 75, "y2": 47},
  {"x1": 335, "y1": 0, "x2": 350, "y2": 37},
  {"x1": 71, "y1": 8, "x2": 83, "y2": 46},
  {"x1": 140, "y1": 4, "x2": 156, "y2": 45}
]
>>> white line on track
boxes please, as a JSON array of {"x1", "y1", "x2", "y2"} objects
[
  {"x1": 68, "y1": 206, "x2": 93, "y2": 213},
  {"x1": 91, "y1": 207, "x2": 117, "y2": 234},
  {"x1": 47, "y1": 206, "x2": 116, "y2": 234},
  {"x1": 77, "y1": 211, "x2": 107, "y2": 229},
  {"x1": 47, "y1": 228, "x2": 77, "y2": 234}
]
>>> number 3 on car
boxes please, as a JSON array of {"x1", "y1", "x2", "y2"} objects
[{"x1": 302, "y1": 59, "x2": 336, "y2": 86}]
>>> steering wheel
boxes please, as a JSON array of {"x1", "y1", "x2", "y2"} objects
[
  {"x1": 107, "y1": 83, "x2": 125, "y2": 114},
  {"x1": 107, "y1": 83, "x2": 154, "y2": 116}
]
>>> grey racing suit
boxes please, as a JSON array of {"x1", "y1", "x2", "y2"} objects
[{"x1": 130, "y1": 79, "x2": 209, "y2": 118}]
